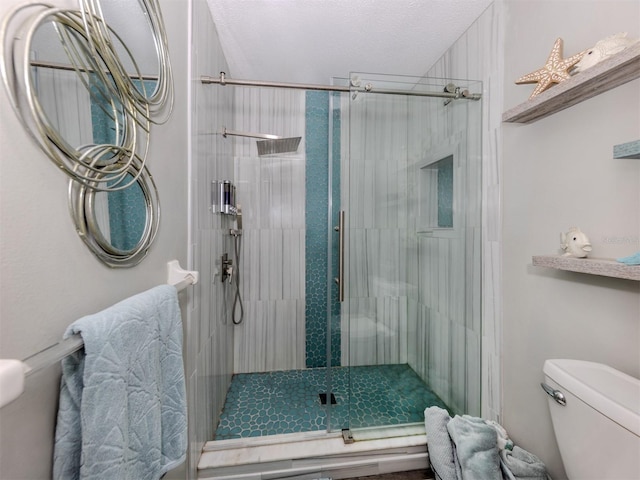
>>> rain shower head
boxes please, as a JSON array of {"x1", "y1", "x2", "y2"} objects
[
  {"x1": 256, "y1": 137, "x2": 301, "y2": 156},
  {"x1": 222, "y1": 127, "x2": 301, "y2": 156}
]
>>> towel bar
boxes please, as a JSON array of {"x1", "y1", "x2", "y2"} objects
[{"x1": 0, "y1": 260, "x2": 198, "y2": 407}]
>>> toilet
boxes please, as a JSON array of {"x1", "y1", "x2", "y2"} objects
[{"x1": 542, "y1": 359, "x2": 640, "y2": 479}]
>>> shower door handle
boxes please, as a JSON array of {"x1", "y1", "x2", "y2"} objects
[{"x1": 333, "y1": 210, "x2": 345, "y2": 303}]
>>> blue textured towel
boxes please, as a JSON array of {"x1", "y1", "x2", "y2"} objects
[
  {"x1": 53, "y1": 285, "x2": 187, "y2": 480},
  {"x1": 446, "y1": 415, "x2": 501, "y2": 480},
  {"x1": 500, "y1": 446, "x2": 550, "y2": 480},
  {"x1": 424, "y1": 407, "x2": 458, "y2": 480},
  {"x1": 617, "y1": 251, "x2": 640, "y2": 265}
]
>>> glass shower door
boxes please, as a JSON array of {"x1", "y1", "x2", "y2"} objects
[{"x1": 341, "y1": 72, "x2": 483, "y2": 433}]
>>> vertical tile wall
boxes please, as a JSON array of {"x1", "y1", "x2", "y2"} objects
[
  {"x1": 189, "y1": 0, "x2": 235, "y2": 474},
  {"x1": 341, "y1": 92, "x2": 411, "y2": 368},
  {"x1": 405, "y1": 91, "x2": 483, "y2": 417},
  {"x1": 340, "y1": 71, "x2": 486, "y2": 416},
  {"x1": 231, "y1": 87, "x2": 307, "y2": 373},
  {"x1": 423, "y1": 2, "x2": 504, "y2": 421}
]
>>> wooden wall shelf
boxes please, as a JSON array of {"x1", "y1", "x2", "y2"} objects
[
  {"x1": 532, "y1": 255, "x2": 640, "y2": 281},
  {"x1": 504, "y1": 43, "x2": 640, "y2": 124}
]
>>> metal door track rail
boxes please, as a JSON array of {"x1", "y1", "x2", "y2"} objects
[{"x1": 201, "y1": 72, "x2": 482, "y2": 100}]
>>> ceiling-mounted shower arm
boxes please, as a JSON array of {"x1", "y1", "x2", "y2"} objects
[{"x1": 222, "y1": 128, "x2": 281, "y2": 140}]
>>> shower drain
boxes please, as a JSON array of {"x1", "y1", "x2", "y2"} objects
[{"x1": 318, "y1": 392, "x2": 337, "y2": 405}]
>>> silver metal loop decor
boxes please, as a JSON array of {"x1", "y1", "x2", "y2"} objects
[
  {"x1": 1, "y1": 0, "x2": 173, "y2": 267},
  {"x1": 78, "y1": 0, "x2": 174, "y2": 123},
  {"x1": 68, "y1": 158, "x2": 160, "y2": 268},
  {"x1": 2, "y1": 6, "x2": 155, "y2": 190}
]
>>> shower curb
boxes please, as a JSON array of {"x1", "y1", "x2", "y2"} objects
[{"x1": 198, "y1": 428, "x2": 428, "y2": 479}]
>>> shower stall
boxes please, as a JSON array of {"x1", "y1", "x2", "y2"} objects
[{"x1": 197, "y1": 72, "x2": 482, "y2": 442}]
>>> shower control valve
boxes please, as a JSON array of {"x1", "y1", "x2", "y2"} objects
[{"x1": 221, "y1": 253, "x2": 233, "y2": 283}]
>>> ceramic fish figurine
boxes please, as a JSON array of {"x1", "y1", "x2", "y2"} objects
[
  {"x1": 574, "y1": 33, "x2": 639, "y2": 73},
  {"x1": 561, "y1": 227, "x2": 592, "y2": 258}
]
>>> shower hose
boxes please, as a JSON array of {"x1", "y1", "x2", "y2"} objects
[{"x1": 232, "y1": 233, "x2": 244, "y2": 325}]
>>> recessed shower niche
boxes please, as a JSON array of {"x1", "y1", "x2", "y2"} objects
[{"x1": 416, "y1": 139, "x2": 463, "y2": 235}]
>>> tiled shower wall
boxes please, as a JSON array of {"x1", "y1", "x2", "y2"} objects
[
  {"x1": 424, "y1": 2, "x2": 504, "y2": 421},
  {"x1": 231, "y1": 88, "x2": 307, "y2": 373},
  {"x1": 340, "y1": 79, "x2": 483, "y2": 417},
  {"x1": 188, "y1": 0, "x2": 235, "y2": 475},
  {"x1": 405, "y1": 90, "x2": 483, "y2": 417},
  {"x1": 188, "y1": 7, "x2": 504, "y2": 463},
  {"x1": 341, "y1": 93, "x2": 411, "y2": 368}
]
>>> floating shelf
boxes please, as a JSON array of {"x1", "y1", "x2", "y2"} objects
[
  {"x1": 532, "y1": 255, "x2": 640, "y2": 281},
  {"x1": 503, "y1": 42, "x2": 640, "y2": 124},
  {"x1": 613, "y1": 139, "x2": 640, "y2": 159}
]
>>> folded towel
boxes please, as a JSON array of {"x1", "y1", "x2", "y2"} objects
[
  {"x1": 617, "y1": 251, "x2": 640, "y2": 265},
  {"x1": 53, "y1": 285, "x2": 187, "y2": 480},
  {"x1": 500, "y1": 446, "x2": 550, "y2": 480},
  {"x1": 424, "y1": 407, "x2": 458, "y2": 480},
  {"x1": 446, "y1": 415, "x2": 501, "y2": 480},
  {"x1": 485, "y1": 419, "x2": 514, "y2": 452}
]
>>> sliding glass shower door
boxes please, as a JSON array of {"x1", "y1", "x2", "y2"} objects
[
  {"x1": 212, "y1": 73, "x2": 481, "y2": 440},
  {"x1": 332, "y1": 73, "x2": 482, "y2": 433}
]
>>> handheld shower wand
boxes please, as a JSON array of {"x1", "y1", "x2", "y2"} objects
[
  {"x1": 230, "y1": 206, "x2": 242, "y2": 236},
  {"x1": 229, "y1": 206, "x2": 244, "y2": 325}
]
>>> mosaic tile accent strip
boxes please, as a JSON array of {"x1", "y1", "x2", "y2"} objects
[
  {"x1": 305, "y1": 91, "x2": 341, "y2": 368},
  {"x1": 214, "y1": 364, "x2": 449, "y2": 440}
]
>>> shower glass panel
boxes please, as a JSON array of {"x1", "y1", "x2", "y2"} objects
[
  {"x1": 340, "y1": 73, "x2": 482, "y2": 433},
  {"x1": 212, "y1": 74, "x2": 481, "y2": 441}
]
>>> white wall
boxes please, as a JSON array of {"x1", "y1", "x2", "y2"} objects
[
  {"x1": 502, "y1": 2, "x2": 640, "y2": 479},
  {"x1": 428, "y1": 3, "x2": 639, "y2": 477},
  {"x1": 0, "y1": 0, "x2": 189, "y2": 477}
]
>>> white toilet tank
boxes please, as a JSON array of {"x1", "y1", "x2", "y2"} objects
[{"x1": 542, "y1": 359, "x2": 640, "y2": 479}]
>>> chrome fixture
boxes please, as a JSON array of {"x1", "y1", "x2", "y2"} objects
[
  {"x1": 212, "y1": 180, "x2": 237, "y2": 215},
  {"x1": 443, "y1": 83, "x2": 479, "y2": 105},
  {"x1": 221, "y1": 253, "x2": 233, "y2": 284},
  {"x1": 202, "y1": 72, "x2": 482, "y2": 101},
  {"x1": 222, "y1": 127, "x2": 301, "y2": 156},
  {"x1": 333, "y1": 211, "x2": 345, "y2": 303},
  {"x1": 540, "y1": 382, "x2": 567, "y2": 406}
]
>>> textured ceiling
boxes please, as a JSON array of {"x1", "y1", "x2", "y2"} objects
[{"x1": 205, "y1": 0, "x2": 493, "y2": 85}]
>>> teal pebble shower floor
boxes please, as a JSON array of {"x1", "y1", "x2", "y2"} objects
[{"x1": 214, "y1": 364, "x2": 449, "y2": 440}]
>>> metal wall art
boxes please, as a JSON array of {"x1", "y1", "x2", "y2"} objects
[{"x1": 1, "y1": 0, "x2": 173, "y2": 267}]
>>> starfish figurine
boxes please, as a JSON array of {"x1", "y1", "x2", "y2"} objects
[{"x1": 515, "y1": 38, "x2": 587, "y2": 99}]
